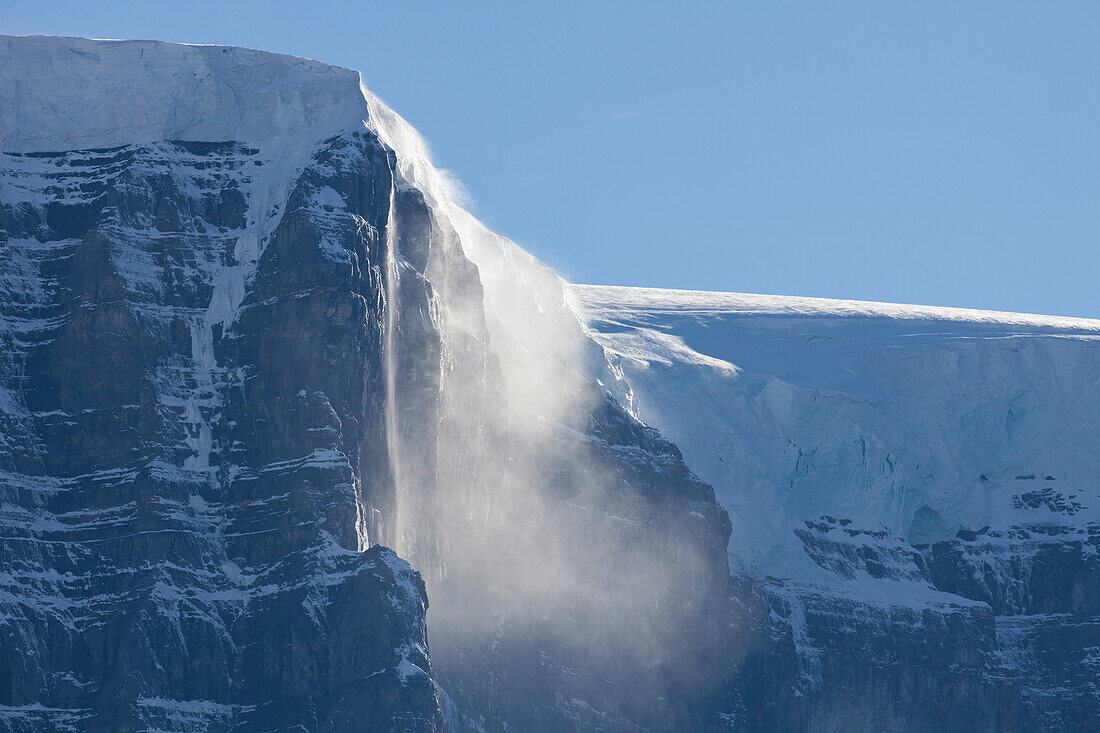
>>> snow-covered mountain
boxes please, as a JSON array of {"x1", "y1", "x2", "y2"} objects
[
  {"x1": 0, "y1": 37, "x2": 732, "y2": 732},
  {"x1": 1, "y1": 34, "x2": 1097, "y2": 732},
  {"x1": 575, "y1": 284, "x2": 1100, "y2": 730}
]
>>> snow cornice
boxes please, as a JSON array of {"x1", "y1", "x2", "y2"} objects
[
  {"x1": 571, "y1": 283, "x2": 1100, "y2": 332},
  {"x1": 0, "y1": 35, "x2": 370, "y2": 153}
]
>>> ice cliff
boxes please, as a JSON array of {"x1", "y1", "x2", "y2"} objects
[{"x1": 576, "y1": 284, "x2": 1100, "y2": 730}]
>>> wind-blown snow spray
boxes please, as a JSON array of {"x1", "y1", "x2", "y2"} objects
[
  {"x1": 365, "y1": 93, "x2": 734, "y2": 726},
  {"x1": 365, "y1": 89, "x2": 731, "y2": 724}
]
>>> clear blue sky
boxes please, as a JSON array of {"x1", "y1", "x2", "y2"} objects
[{"x1": 5, "y1": 1, "x2": 1099, "y2": 317}]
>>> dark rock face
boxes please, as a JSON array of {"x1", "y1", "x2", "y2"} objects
[
  {"x1": 922, "y1": 527, "x2": 1100, "y2": 729},
  {"x1": 731, "y1": 582, "x2": 1022, "y2": 732},
  {"x1": 716, "y1": 506, "x2": 1099, "y2": 732},
  {"x1": 727, "y1": 532, "x2": 1100, "y2": 732},
  {"x1": 718, "y1": 518, "x2": 1100, "y2": 731},
  {"x1": 0, "y1": 136, "x2": 441, "y2": 731}
]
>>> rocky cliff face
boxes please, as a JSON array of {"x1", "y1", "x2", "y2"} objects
[
  {"x1": 0, "y1": 37, "x2": 738, "y2": 732},
  {"x1": 0, "y1": 118, "x2": 441, "y2": 730}
]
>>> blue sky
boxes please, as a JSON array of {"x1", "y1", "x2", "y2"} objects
[{"x1": 5, "y1": 1, "x2": 1099, "y2": 317}]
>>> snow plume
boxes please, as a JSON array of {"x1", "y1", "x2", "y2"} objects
[{"x1": 365, "y1": 92, "x2": 728, "y2": 722}]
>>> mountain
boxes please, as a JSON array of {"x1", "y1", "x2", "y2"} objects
[
  {"x1": 1, "y1": 34, "x2": 1097, "y2": 732},
  {"x1": 575, "y1": 284, "x2": 1100, "y2": 730},
  {"x1": 0, "y1": 37, "x2": 734, "y2": 732}
]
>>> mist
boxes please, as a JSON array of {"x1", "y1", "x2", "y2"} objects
[{"x1": 363, "y1": 92, "x2": 737, "y2": 728}]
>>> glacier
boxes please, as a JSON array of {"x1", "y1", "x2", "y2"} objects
[
  {"x1": 573, "y1": 285, "x2": 1100, "y2": 578},
  {"x1": 1, "y1": 34, "x2": 1098, "y2": 732},
  {"x1": 575, "y1": 284, "x2": 1100, "y2": 729}
]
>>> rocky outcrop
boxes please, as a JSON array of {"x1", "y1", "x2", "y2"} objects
[{"x1": 0, "y1": 130, "x2": 442, "y2": 731}]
